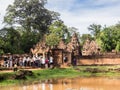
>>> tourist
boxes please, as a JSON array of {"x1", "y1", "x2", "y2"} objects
[
  {"x1": 73, "y1": 57, "x2": 77, "y2": 67},
  {"x1": 49, "y1": 55, "x2": 53, "y2": 68},
  {"x1": 35, "y1": 56, "x2": 40, "y2": 67},
  {"x1": 38, "y1": 56, "x2": 42, "y2": 67},
  {"x1": 45, "y1": 58, "x2": 49, "y2": 68},
  {"x1": 19, "y1": 57, "x2": 23, "y2": 67},
  {"x1": 30, "y1": 57, "x2": 34, "y2": 67},
  {"x1": 32, "y1": 55, "x2": 36, "y2": 67},
  {"x1": 41, "y1": 57, "x2": 45, "y2": 68},
  {"x1": 4, "y1": 56, "x2": 7, "y2": 67},
  {"x1": 34, "y1": 56, "x2": 38, "y2": 67},
  {"x1": 63, "y1": 55, "x2": 68, "y2": 66},
  {"x1": 9, "y1": 56, "x2": 13, "y2": 68},
  {"x1": 23, "y1": 56, "x2": 26, "y2": 67},
  {"x1": 27, "y1": 56, "x2": 30, "y2": 66},
  {"x1": 6, "y1": 61, "x2": 9, "y2": 68},
  {"x1": 13, "y1": 63, "x2": 17, "y2": 72}
]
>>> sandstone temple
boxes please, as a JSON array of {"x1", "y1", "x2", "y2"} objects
[
  {"x1": 30, "y1": 33, "x2": 81, "y2": 65},
  {"x1": 82, "y1": 39, "x2": 101, "y2": 56}
]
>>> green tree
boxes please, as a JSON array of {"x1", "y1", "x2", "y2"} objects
[
  {"x1": 20, "y1": 30, "x2": 40, "y2": 53},
  {"x1": 46, "y1": 21, "x2": 69, "y2": 46},
  {"x1": 98, "y1": 24, "x2": 120, "y2": 52},
  {"x1": 116, "y1": 42, "x2": 120, "y2": 52},
  {"x1": 0, "y1": 27, "x2": 22, "y2": 54},
  {"x1": 88, "y1": 24, "x2": 102, "y2": 38},
  {"x1": 46, "y1": 33, "x2": 60, "y2": 47},
  {"x1": 4, "y1": 0, "x2": 59, "y2": 37},
  {"x1": 99, "y1": 28, "x2": 113, "y2": 51},
  {"x1": 112, "y1": 23, "x2": 120, "y2": 52},
  {"x1": 48, "y1": 21, "x2": 68, "y2": 38},
  {"x1": 0, "y1": 37, "x2": 5, "y2": 55},
  {"x1": 3, "y1": 0, "x2": 60, "y2": 54},
  {"x1": 0, "y1": 29, "x2": 6, "y2": 54}
]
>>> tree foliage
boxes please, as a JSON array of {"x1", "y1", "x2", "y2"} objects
[
  {"x1": 0, "y1": 37, "x2": 5, "y2": 55},
  {"x1": 48, "y1": 21, "x2": 68, "y2": 38},
  {"x1": 1, "y1": 0, "x2": 60, "y2": 54},
  {"x1": 46, "y1": 33, "x2": 60, "y2": 47},
  {"x1": 1, "y1": 0, "x2": 120, "y2": 54},
  {"x1": 88, "y1": 24, "x2": 102, "y2": 38},
  {"x1": 46, "y1": 21, "x2": 68, "y2": 46},
  {"x1": 0, "y1": 27, "x2": 22, "y2": 54},
  {"x1": 95, "y1": 23, "x2": 120, "y2": 52},
  {"x1": 4, "y1": 0, "x2": 59, "y2": 35}
]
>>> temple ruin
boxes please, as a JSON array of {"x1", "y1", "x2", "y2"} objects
[
  {"x1": 82, "y1": 39, "x2": 101, "y2": 56},
  {"x1": 30, "y1": 33, "x2": 81, "y2": 65}
]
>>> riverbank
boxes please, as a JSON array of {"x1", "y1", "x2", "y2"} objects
[{"x1": 1, "y1": 65, "x2": 120, "y2": 86}]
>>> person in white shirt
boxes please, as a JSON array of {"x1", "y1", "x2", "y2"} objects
[
  {"x1": 41, "y1": 57, "x2": 45, "y2": 68},
  {"x1": 49, "y1": 56, "x2": 53, "y2": 68},
  {"x1": 23, "y1": 56, "x2": 26, "y2": 67}
]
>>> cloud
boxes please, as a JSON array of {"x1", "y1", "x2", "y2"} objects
[
  {"x1": 91, "y1": 0, "x2": 120, "y2": 6},
  {"x1": 0, "y1": 0, "x2": 120, "y2": 34},
  {"x1": 46, "y1": 0, "x2": 75, "y2": 11},
  {"x1": 46, "y1": 0, "x2": 120, "y2": 34},
  {"x1": 0, "y1": 0, "x2": 14, "y2": 28}
]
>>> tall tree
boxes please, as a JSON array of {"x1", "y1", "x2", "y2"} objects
[
  {"x1": 46, "y1": 21, "x2": 68, "y2": 47},
  {"x1": 111, "y1": 23, "x2": 120, "y2": 52},
  {"x1": 99, "y1": 28, "x2": 112, "y2": 51},
  {"x1": 98, "y1": 24, "x2": 120, "y2": 52},
  {"x1": 48, "y1": 20, "x2": 68, "y2": 38},
  {"x1": 1, "y1": 27, "x2": 22, "y2": 54},
  {"x1": 46, "y1": 33, "x2": 60, "y2": 47},
  {"x1": 0, "y1": 37, "x2": 5, "y2": 55},
  {"x1": 4, "y1": 0, "x2": 59, "y2": 36},
  {"x1": 3, "y1": 0, "x2": 60, "y2": 54}
]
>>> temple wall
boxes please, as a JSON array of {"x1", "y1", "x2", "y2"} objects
[{"x1": 77, "y1": 57, "x2": 120, "y2": 65}]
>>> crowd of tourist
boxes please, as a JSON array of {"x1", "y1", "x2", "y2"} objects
[{"x1": 2, "y1": 55, "x2": 54, "y2": 69}]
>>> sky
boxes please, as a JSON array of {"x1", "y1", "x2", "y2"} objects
[{"x1": 0, "y1": 0, "x2": 120, "y2": 34}]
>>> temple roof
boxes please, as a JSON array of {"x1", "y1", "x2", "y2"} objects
[
  {"x1": 31, "y1": 33, "x2": 81, "y2": 56},
  {"x1": 82, "y1": 39, "x2": 100, "y2": 56}
]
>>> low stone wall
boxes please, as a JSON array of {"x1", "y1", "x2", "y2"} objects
[{"x1": 78, "y1": 57, "x2": 120, "y2": 65}]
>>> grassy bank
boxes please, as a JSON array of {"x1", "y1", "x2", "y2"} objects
[
  {"x1": 0, "y1": 68, "x2": 80, "y2": 86},
  {"x1": 1, "y1": 65, "x2": 120, "y2": 86}
]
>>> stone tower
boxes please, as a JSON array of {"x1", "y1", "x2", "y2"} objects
[
  {"x1": 67, "y1": 33, "x2": 81, "y2": 57},
  {"x1": 82, "y1": 39, "x2": 100, "y2": 56}
]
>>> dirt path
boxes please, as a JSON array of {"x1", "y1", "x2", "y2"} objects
[
  {"x1": 0, "y1": 68, "x2": 42, "y2": 73},
  {"x1": 0, "y1": 65, "x2": 70, "y2": 73}
]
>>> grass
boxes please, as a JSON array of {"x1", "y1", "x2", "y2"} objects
[
  {"x1": 0, "y1": 68, "x2": 80, "y2": 86},
  {"x1": 32, "y1": 68, "x2": 80, "y2": 80},
  {"x1": 1, "y1": 65, "x2": 120, "y2": 86}
]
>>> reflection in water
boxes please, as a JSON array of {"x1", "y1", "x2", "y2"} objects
[{"x1": 1, "y1": 77, "x2": 120, "y2": 90}]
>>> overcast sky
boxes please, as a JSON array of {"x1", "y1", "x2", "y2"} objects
[{"x1": 0, "y1": 0, "x2": 120, "y2": 34}]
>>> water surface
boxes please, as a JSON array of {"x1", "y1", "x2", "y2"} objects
[{"x1": 0, "y1": 77, "x2": 120, "y2": 90}]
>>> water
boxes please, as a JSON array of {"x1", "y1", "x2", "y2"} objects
[{"x1": 0, "y1": 77, "x2": 120, "y2": 90}]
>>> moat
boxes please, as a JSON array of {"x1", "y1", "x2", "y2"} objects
[{"x1": 1, "y1": 77, "x2": 120, "y2": 90}]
